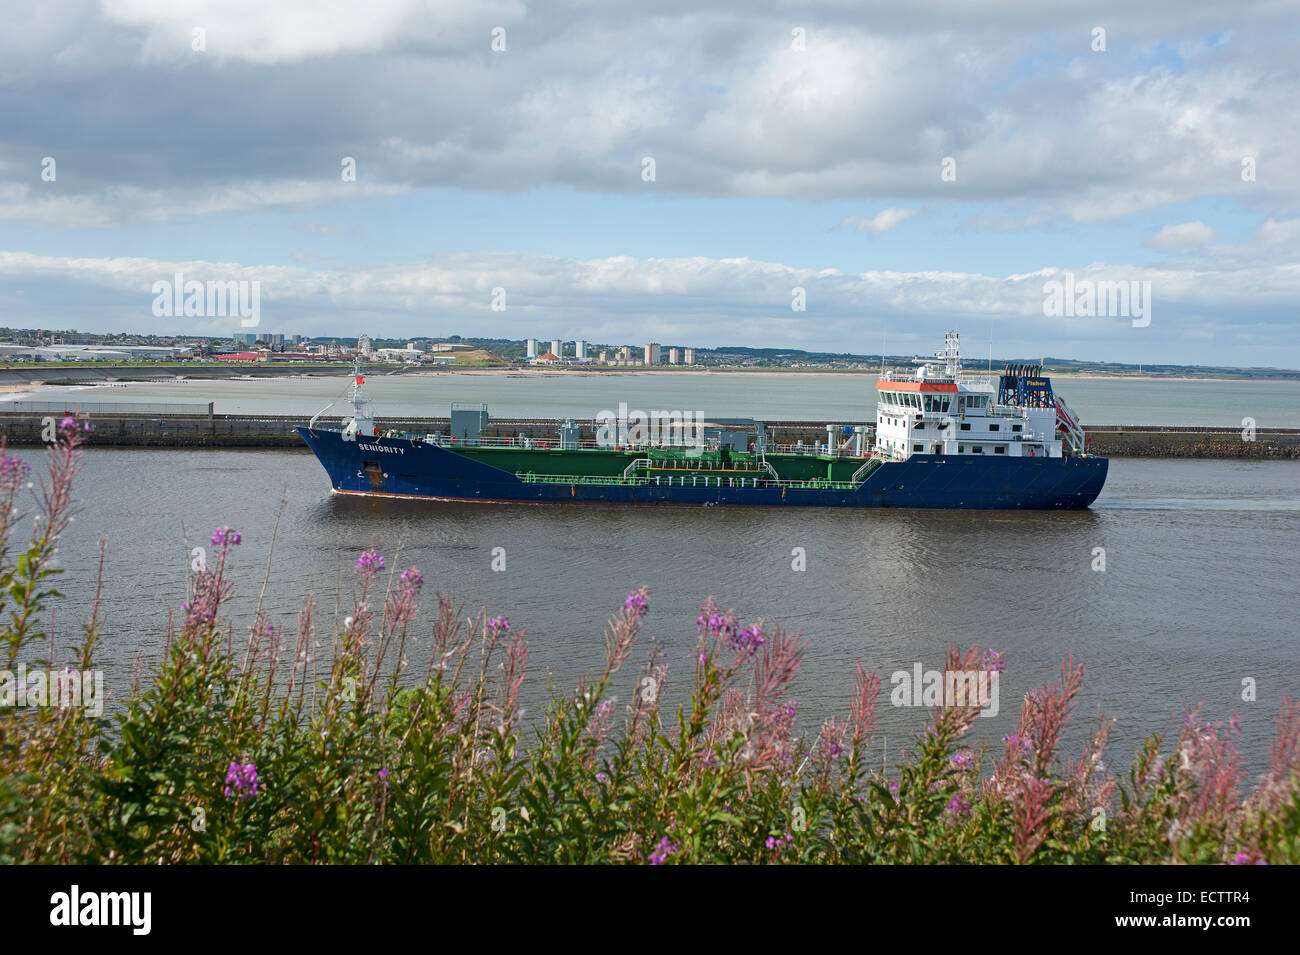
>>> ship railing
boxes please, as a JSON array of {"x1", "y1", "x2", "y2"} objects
[
  {"x1": 990, "y1": 402, "x2": 1051, "y2": 417},
  {"x1": 852, "y1": 453, "x2": 888, "y2": 483},
  {"x1": 515, "y1": 472, "x2": 860, "y2": 491},
  {"x1": 767, "y1": 442, "x2": 873, "y2": 457},
  {"x1": 429, "y1": 434, "x2": 606, "y2": 450},
  {"x1": 878, "y1": 370, "x2": 956, "y2": 383}
]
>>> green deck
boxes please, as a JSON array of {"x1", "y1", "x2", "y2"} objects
[{"x1": 445, "y1": 444, "x2": 880, "y2": 489}]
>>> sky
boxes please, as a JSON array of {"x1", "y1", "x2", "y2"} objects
[{"x1": 1, "y1": 1, "x2": 1299, "y2": 367}]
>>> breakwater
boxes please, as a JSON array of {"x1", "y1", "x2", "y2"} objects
[{"x1": 1, "y1": 412, "x2": 1297, "y2": 457}]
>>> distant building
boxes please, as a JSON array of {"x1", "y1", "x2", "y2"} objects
[
  {"x1": 358, "y1": 334, "x2": 372, "y2": 356},
  {"x1": 668, "y1": 347, "x2": 680, "y2": 365},
  {"x1": 233, "y1": 333, "x2": 258, "y2": 345},
  {"x1": 551, "y1": 339, "x2": 563, "y2": 359},
  {"x1": 598, "y1": 349, "x2": 608, "y2": 363},
  {"x1": 533, "y1": 351, "x2": 561, "y2": 365},
  {"x1": 408, "y1": 339, "x2": 431, "y2": 352},
  {"x1": 264, "y1": 333, "x2": 285, "y2": 346},
  {"x1": 644, "y1": 343, "x2": 661, "y2": 366},
  {"x1": 684, "y1": 347, "x2": 696, "y2": 366},
  {"x1": 526, "y1": 338, "x2": 539, "y2": 359},
  {"x1": 617, "y1": 346, "x2": 631, "y2": 361},
  {"x1": 575, "y1": 339, "x2": 587, "y2": 359}
]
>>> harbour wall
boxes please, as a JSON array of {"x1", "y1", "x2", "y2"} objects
[{"x1": 0, "y1": 413, "x2": 1296, "y2": 457}]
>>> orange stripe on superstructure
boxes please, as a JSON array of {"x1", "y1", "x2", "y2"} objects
[{"x1": 875, "y1": 381, "x2": 958, "y2": 392}]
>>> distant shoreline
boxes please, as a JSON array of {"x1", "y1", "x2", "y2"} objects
[
  {"x1": 412, "y1": 368, "x2": 1292, "y2": 384},
  {"x1": 4, "y1": 365, "x2": 1300, "y2": 391}
]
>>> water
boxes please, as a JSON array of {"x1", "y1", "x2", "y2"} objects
[
  {"x1": 16, "y1": 445, "x2": 1299, "y2": 775},
  {"x1": 13, "y1": 372, "x2": 1300, "y2": 427}
]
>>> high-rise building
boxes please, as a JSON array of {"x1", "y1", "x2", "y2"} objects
[
  {"x1": 234, "y1": 332, "x2": 258, "y2": 345},
  {"x1": 551, "y1": 339, "x2": 563, "y2": 359},
  {"x1": 684, "y1": 347, "x2": 696, "y2": 366},
  {"x1": 644, "y1": 343, "x2": 661, "y2": 366},
  {"x1": 358, "y1": 334, "x2": 372, "y2": 356},
  {"x1": 526, "y1": 338, "x2": 538, "y2": 358},
  {"x1": 668, "y1": 347, "x2": 680, "y2": 364},
  {"x1": 598, "y1": 349, "x2": 609, "y2": 363},
  {"x1": 575, "y1": 339, "x2": 587, "y2": 359}
]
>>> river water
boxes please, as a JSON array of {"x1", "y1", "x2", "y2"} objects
[
  {"x1": 12, "y1": 371, "x2": 1300, "y2": 427},
  {"x1": 14, "y1": 442, "x2": 1299, "y2": 775}
]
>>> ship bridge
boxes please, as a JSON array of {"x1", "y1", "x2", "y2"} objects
[{"x1": 872, "y1": 332, "x2": 1084, "y2": 461}]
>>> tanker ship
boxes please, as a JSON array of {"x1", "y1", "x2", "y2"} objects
[{"x1": 298, "y1": 332, "x2": 1107, "y2": 509}]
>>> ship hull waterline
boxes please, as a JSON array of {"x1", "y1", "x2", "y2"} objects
[{"x1": 298, "y1": 427, "x2": 1108, "y2": 510}]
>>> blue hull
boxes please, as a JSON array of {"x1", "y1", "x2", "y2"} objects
[{"x1": 297, "y1": 427, "x2": 1108, "y2": 509}]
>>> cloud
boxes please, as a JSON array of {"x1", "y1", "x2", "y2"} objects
[
  {"x1": 1144, "y1": 221, "x2": 1217, "y2": 251},
  {"x1": 0, "y1": 2, "x2": 1296, "y2": 225},
  {"x1": 2, "y1": 248, "x2": 1298, "y2": 366},
  {"x1": 835, "y1": 208, "x2": 920, "y2": 237}
]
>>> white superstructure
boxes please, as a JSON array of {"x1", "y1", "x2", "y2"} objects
[{"x1": 874, "y1": 331, "x2": 1079, "y2": 461}]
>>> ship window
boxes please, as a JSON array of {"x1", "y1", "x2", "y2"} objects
[
  {"x1": 989, "y1": 423, "x2": 999, "y2": 431},
  {"x1": 972, "y1": 445, "x2": 983, "y2": 454},
  {"x1": 1012, "y1": 424, "x2": 1022, "y2": 432},
  {"x1": 960, "y1": 423, "x2": 970, "y2": 431},
  {"x1": 994, "y1": 446, "x2": 1005, "y2": 454},
  {"x1": 958, "y1": 445, "x2": 965, "y2": 453},
  {"x1": 913, "y1": 444, "x2": 923, "y2": 452}
]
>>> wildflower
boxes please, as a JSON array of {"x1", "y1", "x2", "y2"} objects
[
  {"x1": 726, "y1": 623, "x2": 766, "y2": 661},
  {"x1": 951, "y1": 751, "x2": 974, "y2": 770},
  {"x1": 1231, "y1": 851, "x2": 1266, "y2": 865},
  {"x1": 356, "y1": 549, "x2": 384, "y2": 573},
  {"x1": 982, "y1": 649, "x2": 1005, "y2": 673},
  {"x1": 212, "y1": 526, "x2": 242, "y2": 547},
  {"x1": 596, "y1": 772, "x2": 609, "y2": 783},
  {"x1": 648, "y1": 835, "x2": 678, "y2": 865},
  {"x1": 223, "y1": 761, "x2": 259, "y2": 799},
  {"x1": 697, "y1": 608, "x2": 737, "y2": 640},
  {"x1": 765, "y1": 832, "x2": 793, "y2": 852},
  {"x1": 945, "y1": 793, "x2": 972, "y2": 818},
  {"x1": 379, "y1": 767, "x2": 390, "y2": 789},
  {"x1": 625, "y1": 592, "x2": 649, "y2": 616},
  {"x1": 488, "y1": 615, "x2": 510, "y2": 631},
  {"x1": 400, "y1": 568, "x2": 424, "y2": 593},
  {"x1": 60, "y1": 415, "x2": 76, "y2": 429}
]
